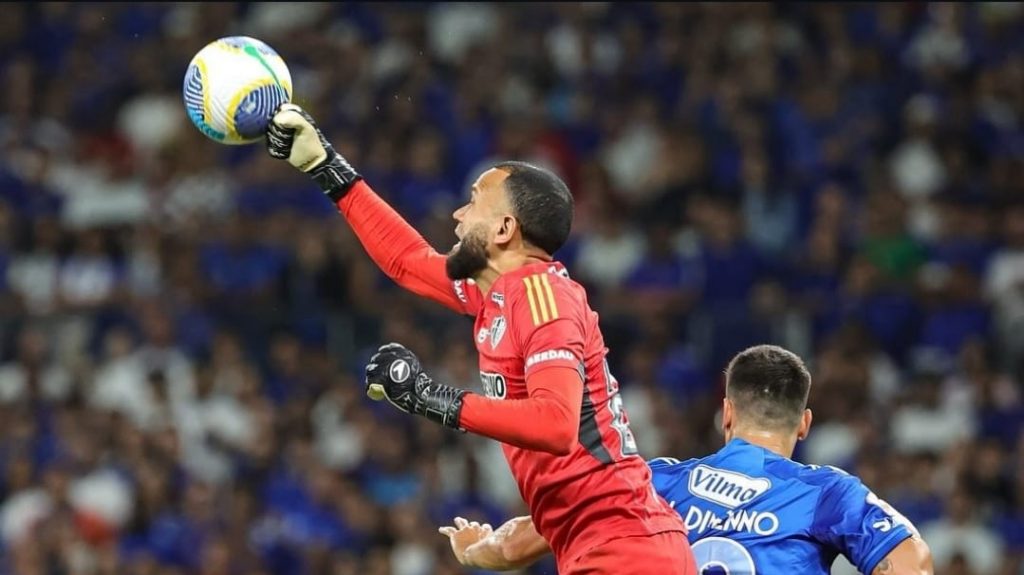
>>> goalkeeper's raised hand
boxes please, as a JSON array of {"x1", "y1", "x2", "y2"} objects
[
  {"x1": 265, "y1": 103, "x2": 361, "y2": 200},
  {"x1": 365, "y1": 343, "x2": 467, "y2": 430}
]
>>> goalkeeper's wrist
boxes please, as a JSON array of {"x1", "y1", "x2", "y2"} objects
[
  {"x1": 309, "y1": 147, "x2": 363, "y2": 202},
  {"x1": 462, "y1": 539, "x2": 515, "y2": 570},
  {"x1": 460, "y1": 542, "x2": 485, "y2": 568},
  {"x1": 418, "y1": 380, "x2": 470, "y2": 431}
]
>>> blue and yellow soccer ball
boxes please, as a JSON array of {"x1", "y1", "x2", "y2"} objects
[{"x1": 183, "y1": 36, "x2": 293, "y2": 145}]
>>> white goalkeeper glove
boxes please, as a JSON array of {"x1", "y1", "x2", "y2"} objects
[{"x1": 265, "y1": 103, "x2": 362, "y2": 200}]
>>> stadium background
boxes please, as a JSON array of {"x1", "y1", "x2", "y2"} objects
[{"x1": 0, "y1": 2, "x2": 1022, "y2": 574}]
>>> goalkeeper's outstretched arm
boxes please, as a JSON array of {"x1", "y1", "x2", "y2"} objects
[{"x1": 265, "y1": 104, "x2": 472, "y2": 315}]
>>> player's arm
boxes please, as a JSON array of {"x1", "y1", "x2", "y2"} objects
[
  {"x1": 459, "y1": 275, "x2": 589, "y2": 453},
  {"x1": 265, "y1": 104, "x2": 477, "y2": 315},
  {"x1": 813, "y1": 473, "x2": 932, "y2": 575},
  {"x1": 365, "y1": 342, "x2": 582, "y2": 454},
  {"x1": 439, "y1": 516, "x2": 551, "y2": 571},
  {"x1": 872, "y1": 535, "x2": 933, "y2": 575},
  {"x1": 459, "y1": 365, "x2": 582, "y2": 454},
  {"x1": 365, "y1": 276, "x2": 587, "y2": 454}
]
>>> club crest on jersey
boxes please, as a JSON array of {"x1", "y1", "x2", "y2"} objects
[
  {"x1": 489, "y1": 316, "x2": 507, "y2": 348},
  {"x1": 688, "y1": 465, "x2": 771, "y2": 509}
]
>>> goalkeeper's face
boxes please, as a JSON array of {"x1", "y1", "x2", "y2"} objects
[
  {"x1": 446, "y1": 169, "x2": 514, "y2": 280},
  {"x1": 446, "y1": 223, "x2": 489, "y2": 280}
]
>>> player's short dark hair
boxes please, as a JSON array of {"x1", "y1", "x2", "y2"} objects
[
  {"x1": 725, "y1": 345, "x2": 811, "y2": 430},
  {"x1": 493, "y1": 161, "x2": 573, "y2": 255}
]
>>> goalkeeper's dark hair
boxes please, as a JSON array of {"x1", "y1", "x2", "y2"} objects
[
  {"x1": 493, "y1": 161, "x2": 573, "y2": 255},
  {"x1": 725, "y1": 345, "x2": 811, "y2": 430}
]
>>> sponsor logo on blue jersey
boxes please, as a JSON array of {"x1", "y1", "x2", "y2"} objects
[{"x1": 688, "y1": 465, "x2": 771, "y2": 508}]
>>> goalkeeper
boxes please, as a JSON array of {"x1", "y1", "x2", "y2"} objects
[{"x1": 265, "y1": 104, "x2": 695, "y2": 574}]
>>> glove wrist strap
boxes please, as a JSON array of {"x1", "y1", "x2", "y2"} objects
[
  {"x1": 310, "y1": 148, "x2": 363, "y2": 202},
  {"x1": 417, "y1": 376, "x2": 468, "y2": 431}
]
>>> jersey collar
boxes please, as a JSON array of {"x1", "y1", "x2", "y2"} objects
[{"x1": 487, "y1": 261, "x2": 567, "y2": 298}]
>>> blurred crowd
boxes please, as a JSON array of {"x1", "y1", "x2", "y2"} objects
[{"x1": 0, "y1": 3, "x2": 1023, "y2": 574}]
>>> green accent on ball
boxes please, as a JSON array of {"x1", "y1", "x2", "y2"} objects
[{"x1": 244, "y1": 44, "x2": 286, "y2": 95}]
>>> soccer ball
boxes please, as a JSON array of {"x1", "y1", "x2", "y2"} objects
[{"x1": 182, "y1": 36, "x2": 293, "y2": 145}]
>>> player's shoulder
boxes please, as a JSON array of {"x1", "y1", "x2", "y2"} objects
[
  {"x1": 646, "y1": 456, "x2": 699, "y2": 498},
  {"x1": 543, "y1": 262, "x2": 578, "y2": 287},
  {"x1": 506, "y1": 263, "x2": 579, "y2": 294},
  {"x1": 788, "y1": 461, "x2": 868, "y2": 496},
  {"x1": 504, "y1": 263, "x2": 584, "y2": 318},
  {"x1": 647, "y1": 456, "x2": 699, "y2": 474}
]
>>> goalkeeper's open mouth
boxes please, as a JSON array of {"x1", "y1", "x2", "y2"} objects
[{"x1": 451, "y1": 226, "x2": 464, "y2": 251}]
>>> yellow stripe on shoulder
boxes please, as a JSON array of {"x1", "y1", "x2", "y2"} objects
[
  {"x1": 522, "y1": 273, "x2": 561, "y2": 326},
  {"x1": 531, "y1": 275, "x2": 550, "y2": 323},
  {"x1": 540, "y1": 273, "x2": 559, "y2": 320},
  {"x1": 523, "y1": 277, "x2": 540, "y2": 325}
]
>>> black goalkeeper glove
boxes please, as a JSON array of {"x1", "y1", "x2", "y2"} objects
[
  {"x1": 265, "y1": 103, "x2": 362, "y2": 201},
  {"x1": 365, "y1": 343, "x2": 468, "y2": 430}
]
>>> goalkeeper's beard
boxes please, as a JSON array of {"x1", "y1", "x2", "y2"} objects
[{"x1": 446, "y1": 227, "x2": 489, "y2": 280}]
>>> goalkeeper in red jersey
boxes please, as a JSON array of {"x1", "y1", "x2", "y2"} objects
[{"x1": 265, "y1": 104, "x2": 695, "y2": 574}]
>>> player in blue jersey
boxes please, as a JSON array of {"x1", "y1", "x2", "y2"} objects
[{"x1": 439, "y1": 345, "x2": 933, "y2": 574}]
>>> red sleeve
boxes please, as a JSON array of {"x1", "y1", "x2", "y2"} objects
[
  {"x1": 336, "y1": 181, "x2": 482, "y2": 315},
  {"x1": 458, "y1": 272, "x2": 587, "y2": 455},
  {"x1": 460, "y1": 366, "x2": 582, "y2": 455}
]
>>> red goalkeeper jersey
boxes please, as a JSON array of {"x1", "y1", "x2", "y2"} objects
[{"x1": 337, "y1": 181, "x2": 685, "y2": 567}]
